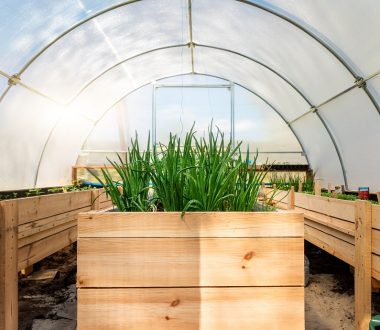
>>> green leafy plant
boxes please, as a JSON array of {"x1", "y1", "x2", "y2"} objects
[
  {"x1": 90, "y1": 134, "x2": 152, "y2": 212},
  {"x1": 91, "y1": 125, "x2": 272, "y2": 213}
]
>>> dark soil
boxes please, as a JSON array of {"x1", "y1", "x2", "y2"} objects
[
  {"x1": 305, "y1": 241, "x2": 354, "y2": 295},
  {"x1": 18, "y1": 244, "x2": 77, "y2": 330}
]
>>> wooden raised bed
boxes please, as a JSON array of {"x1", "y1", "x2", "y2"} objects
[
  {"x1": 77, "y1": 211, "x2": 304, "y2": 329},
  {"x1": 267, "y1": 188, "x2": 377, "y2": 329},
  {"x1": 0, "y1": 188, "x2": 112, "y2": 330}
]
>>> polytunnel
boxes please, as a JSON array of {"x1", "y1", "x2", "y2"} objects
[{"x1": 0, "y1": 0, "x2": 380, "y2": 192}]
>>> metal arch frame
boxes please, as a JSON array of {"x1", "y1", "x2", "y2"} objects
[
  {"x1": 4, "y1": 0, "x2": 370, "y2": 185},
  {"x1": 73, "y1": 72, "x2": 310, "y2": 169},
  {"x1": 236, "y1": 0, "x2": 380, "y2": 115},
  {"x1": 63, "y1": 42, "x2": 346, "y2": 186},
  {"x1": 0, "y1": 0, "x2": 142, "y2": 103},
  {"x1": 0, "y1": 0, "x2": 378, "y2": 115}
]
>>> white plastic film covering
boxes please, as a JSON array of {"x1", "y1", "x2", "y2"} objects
[
  {"x1": 194, "y1": 47, "x2": 309, "y2": 121},
  {"x1": 0, "y1": 87, "x2": 60, "y2": 190},
  {"x1": 71, "y1": 46, "x2": 191, "y2": 121},
  {"x1": 82, "y1": 87, "x2": 153, "y2": 163},
  {"x1": 367, "y1": 76, "x2": 380, "y2": 112},
  {"x1": 318, "y1": 88, "x2": 380, "y2": 191},
  {"x1": 291, "y1": 114, "x2": 345, "y2": 188},
  {"x1": 20, "y1": 0, "x2": 188, "y2": 103},
  {"x1": 155, "y1": 86, "x2": 231, "y2": 144},
  {"x1": 0, "y1": 76, "x2": 7, "y2": 97},
  {"x1": 248, "y1": 0, "x2": 380, "y2": 77},
  {"x1": 234, "y1": 87, "x2": 306, "y2": 164},
  {"x1": 192, "y1": 0, "x2": 354, "y2": 105},
  {"x1": 0, "y1": 0, "x2": 125, "y2": 74},
  {"x1": 36, "y1": 115, "x2": 94, "y2": 187}
]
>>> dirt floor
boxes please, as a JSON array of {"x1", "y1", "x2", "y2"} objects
[{"x1": 18, "y1": 242, "x2": 363, "y2": 330}]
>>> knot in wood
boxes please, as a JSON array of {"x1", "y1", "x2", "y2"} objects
[
  {"x1": 244, "y1": 251, "x2": 254, "y2": 261},
  {"x1": 171, "y1": 299, "x2": 180, "y2": 307}
]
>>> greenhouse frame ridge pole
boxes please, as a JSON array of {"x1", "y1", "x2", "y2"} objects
[{"x1": 236, "y1": 0, "x2": 380, "y2": 116}]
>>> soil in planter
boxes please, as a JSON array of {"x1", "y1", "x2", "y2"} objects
[
  {"x1": 305, "y1": 241, "x2": 355, "y2": 330},
  {"x1": 19, "y1": 241, "x2": 362, "y2": 330},
  {"x1": 18, "y1": 244, "x2": 77, "y2": 330}
]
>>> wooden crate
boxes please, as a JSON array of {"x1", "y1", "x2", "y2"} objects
[
  {"x1": 77, "y1": 211, "x2": 304, "y2": 330},
  {"x1": 0, "y1": 188, "x2": 113, "y2": 330}
]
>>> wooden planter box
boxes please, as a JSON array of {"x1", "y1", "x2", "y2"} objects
[
  {"x1": 0, "y1": 188, "x2": 113, "y2": 330},
  {"x1": 77, "y1": 211, "x2": 304, "y2": 329}
]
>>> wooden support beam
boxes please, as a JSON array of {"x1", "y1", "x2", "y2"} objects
[
  {"x1": 0, "y1": 201, "x2": 18, "y2": 330},
  {"x1": 314, "y1": 180, "x2": 321, "y2": 196},
  {"x1": 377, "y1": 192, "x2": 380, "y2": 203},
  {"x1": 288, "y1": 186, "x2": 295, "y2": 210},
  {"x1": 298, "y1": 181, "x2": 302, "y2": 193},
  {"x1": 21, "y1": 265, "x2": 33, "y2": 277},
  {"x1": 355, "y1": 200, "x2": 372, "y2": 330},
  {"x1": 91, "y1": 190, "x2": 100, "y2": 211}
]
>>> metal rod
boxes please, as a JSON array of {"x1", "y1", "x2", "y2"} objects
[
  {"x1": 155, "y1": 84, "x2": 231, "y2": 88},
  {"x1": 188, "y1": 0, "x2": 195, "y2": 73},
  {"x1": 230, "y1": 82, "x2": 235, "y2": 148},
  {"x1": 152, "y1": 84, "x2": 157, "y2": 146},
  {"x1": 236, "y1": 0, "x2": 380, "y2": 116}
]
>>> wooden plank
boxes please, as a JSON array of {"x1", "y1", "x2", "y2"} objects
[
  {"x1": 78, "y1": 212, "x2": 304, "y2": 238},
  {"x1": 305, "y1": 219, "x2": 354, "y2": 245},
  {"x1": 355, "y1": 200, "x2": 372, "y2": 330},
  {"x1": 77, "y1": 287, "x2": 304, "y2": 330},
  {"x1": 371, "y1": 254, "x2": 380, "y2": 280},
  {"x1": 18, "y1": 219, "x2": 77, "y2": 248},
  {"x1": 18, "y1": 206, "x2": 90, "y2": 239},
  {"x1": 77, "y1": 237, "x2": 304, "y2": 288},
  {"x1": 305, "y1": 225, "x2": 354, "y2": 266},
  {"x1": 26, "y1": 269, "x2": 58, "y2": 281},
  {"x1": 0, "y1": 201, "x2": 18, "y2": 330},
  {"x1": 300, "y1": 208, "x2": 355, "y2": 236},
  {"x1": 295, "y1": 192, "x2": 356, "y2": 222},
  {"x1": 20, "y1": 265, "x2": 33, "y2": 276},
  {"x1": 372, "y1": 204, "x2": 380, "y2": 230},
  {"x1": 314, "y1": 180, "x2": 321, "y2": 196},
  {"x1": 100, "y1": 201, "x2": 113, "y2": 209},
  {"x1": 18, "y1": 226, "x2": 76, "y2": 271},
  {"x1": 99, "y1": 189, "x2": 111, "y2": 203},
  {"x1": 287, "y1": 186, "x2": 295, "y2": 210},
  {"x1": 91, "y1": 190, "x2": 100, "y2": 211},
  {"x1": 18, "y1": 190, "x2": 92, "y2": 225}
]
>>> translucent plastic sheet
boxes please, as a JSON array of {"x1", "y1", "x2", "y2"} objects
[
  {"x1": 83, "y1": 88, "x2": 153, "y2": 156},
  {"x1": 36, "y1": 115, "x2": 95, "y2": 187},
  {"x1": 318, "y1": 88, "x2": 380, "y2": 191},
  {"x1": 20, "y1": 0, "x2": 188, "y2": 103},
  {"x1": 0, "y1": 0, "x2": 125, "y2": 74},
  {"x1": 155, "y1": 86, "x2": 231, "y2": 144},
  {"x1": 0, "y1": 87, "x2": 60, "y2": 190},
  {"x1": 0, "y1": 76, "x2": 8, "y2": 98},
  {"x1": 367, "y1": 76, "x2": 380, "y2": 113},
  {"x1": 71, "y1": 46, "x2": 191, "y2": 121},
  {"x1": 194, "y1": 47, "x2": 309, "y2": 121},
  {"x1": 234, "y1": 87, "x2": 307, "y2": 164},
  {"x1": 247, "y1": 0, "x2": 380, "y2": 77},
  {"x1": 291, "y1": 114, "x2": 345, "y2": 187},
  {"x1": 192, "y1": 0, "x2": 354, "y2": 105}
]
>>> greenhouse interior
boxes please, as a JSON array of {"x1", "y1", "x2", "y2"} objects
[{"x1": 0, "y1": 0, "x2": 380, "y2": 329}]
